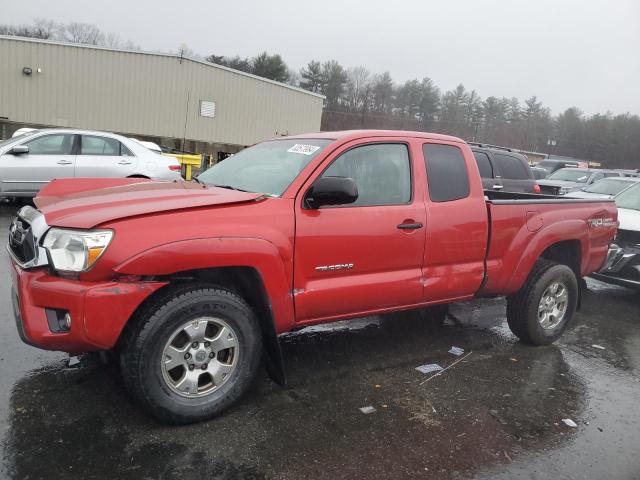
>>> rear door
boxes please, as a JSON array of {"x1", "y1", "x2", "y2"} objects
[
  {"x1": 0, "y1": 133, "x2": 76, "y2": 196},
  {"x1": 472, "y1": 150, "x2": 502, "y2": 191},
  {"x1": 75, "y1": 134, "x2": 138, "y2": 178},
  {"x1": 422, "y1": 142, "x2": 488, "y2": 301},
  {"x1": 293, "y1": 140, "x2": 426, "y2": 322},
  {"x1": 492, "y1": 153, "x2": 535, "y2": 193}
]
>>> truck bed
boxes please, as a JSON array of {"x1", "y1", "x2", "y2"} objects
[{"x1": 480, "y1": 189, "x2": 617, "y2": 296}]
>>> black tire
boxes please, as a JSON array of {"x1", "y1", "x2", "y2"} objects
[
  {"x1": 506, "y1": 259, "x2": 578, "y2": 345},
  {"x1": 119, "y1": 284, "x2": 262, "y2": 424}
]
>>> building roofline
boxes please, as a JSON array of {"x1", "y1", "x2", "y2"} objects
[{"x1": 0, "y1": 34, "x2": 326, "y2": 100}]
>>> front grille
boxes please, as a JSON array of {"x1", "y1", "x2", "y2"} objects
[
  {"x1": 8, "y1": 217, "x2": 37, "y2": 264},
  {"x1": 617, "y1": 229, "x2": 640, "y2": 246},
  {"x1": 539, "y1": 185, "x2": 560, "y2": 196},
  {"x1": 7, "y1": 206, "x2": 49, "y2": 269}
]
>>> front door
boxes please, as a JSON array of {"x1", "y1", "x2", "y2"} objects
[
  {"x1": 75, "y1": 134, "x2": 137, "y2": 177},
  {"x1": 293, "y1": 141, "x2": 426, "y2": 323},
  {"x1": 0, "y1": 133, "x2": 77, "y2": 196}
]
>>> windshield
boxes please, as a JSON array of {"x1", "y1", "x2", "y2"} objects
[
  {"x1": 197, "y1": 139, "x2": 332, "y2": 196},
  {"x1": 583, "y1": 179, "x2": 635, "y2": 195},
  {"x1": 616, "y1": 183, "x2": 640, "y2": 211},
  {"x1": 547, "y1": 169, "x2": 591, "y2": 183}
]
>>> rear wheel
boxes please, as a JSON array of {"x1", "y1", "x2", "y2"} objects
[
  {"x1": 506, "y1": 260, "x2": 578, "y2": 345},
  {"x1": 120, "y1": 285, "x2": 262, "y2": 424}
]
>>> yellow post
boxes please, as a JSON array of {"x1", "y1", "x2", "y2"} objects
[{"x1": 163, "y1": 153, "x2": 202, "y2": 181}]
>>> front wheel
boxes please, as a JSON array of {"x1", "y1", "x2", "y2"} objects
[
  {"x1": 120, "y1": 285, "x2": 262, "y2": 424},
  {"x1": 506, "y1": 260, "x2": 578, "y2": 345}
]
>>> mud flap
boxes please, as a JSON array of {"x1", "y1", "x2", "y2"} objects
[
  {"x1": 577, "y1": 277, "x2": 586, "y2": 311},
  {"x1": 263, "y1": 328, "x2": 286, "y2": 386}
]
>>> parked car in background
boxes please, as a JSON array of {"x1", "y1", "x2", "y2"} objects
[
  {"x1": 538, "y1": 168, "x2": 621, "y2": 195},
  {"x1": 568, "y1": 177, "x2": 640, "y2": 200},
  {"x1": 534, "y1": 158, "x2": 582, "y2": 175},
  {"x1": 592, "y1": 182, "x2": 640, "y2": 289},
  {"x1": 469, "y1": 143, "x2": 540, "y2": 193},
  {"x1": 0, "y1": 129, "x2": 182, "y2": 198},
  {"x1": 531, "y1": 166, "x2": 549, "y2": 180}
]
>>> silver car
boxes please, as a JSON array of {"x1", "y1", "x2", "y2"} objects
[
  {"x1": 0, "y1": 128, "x2": 182, "y2": 198},
  {"x1": 537, "y1": 167, "x2": 621, "y2": 195},
  {"x1": 568, "y1": 177, "x2": 640, "y2": 200}
]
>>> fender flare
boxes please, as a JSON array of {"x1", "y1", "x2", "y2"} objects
[
  {"x1": 506, "y1": 219, "x2": 588, "y2": 294},
  {"x1": 115, "y1": 237, "x2": 294, "y2": 385}
]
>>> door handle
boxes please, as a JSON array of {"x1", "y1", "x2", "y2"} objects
[
  {"x1": 493, "y1": 184, "x2": 504, "y2": 190},
  {"x1": 397, "y1": 222, "x2": 423, "y2": 230},
  {"x1": 118, "y1": 160, "x2": 133, "y2": 165},
  {"x1": 57, "y1": 160, "x2": 73, "y2": 165}
]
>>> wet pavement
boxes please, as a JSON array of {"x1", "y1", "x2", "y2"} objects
[{"x1": 0, "y1": 202, "x2": 639, "y2": 479}]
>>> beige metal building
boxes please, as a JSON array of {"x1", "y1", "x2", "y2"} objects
[{"x1": 0, "y1": 36, "x2": 324, "y2": 158}]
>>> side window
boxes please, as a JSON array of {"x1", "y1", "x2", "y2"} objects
[
  {"x1": 423, "y1": 144, "x2": 470, "y2": 202},
  {"x1": 604, "y1": 172, "x2": 619, "y2": 178},
  {"x1": 472, "y1": 151, "x2": 493, "y2": 178},
  {"x1": 80, "y1": 135, "x2": 121, "y2": 156},
  {"x1": 121, "y1": 144, "x2": 134, "y2": 157},
  {"x1": 25, "y1": 134, "x2": 74, "y2": 155},
  {"x1": 493, "y1": 153, "x2": 530, "y2": 180},
  {"x1": 322, "y1": 143, "x2": 411, "y2": 206}
]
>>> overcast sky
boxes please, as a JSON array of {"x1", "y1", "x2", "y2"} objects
[{"x1": 4, "y1": 0, "x2": 639, "y2": 115}]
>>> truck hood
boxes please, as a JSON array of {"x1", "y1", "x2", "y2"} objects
[
  {"x1": 35, "y1": 178, "x2": 264, "y2": 229},
  {"x1": 618, "y1": 208, "x2": 640, "y2": 232}
]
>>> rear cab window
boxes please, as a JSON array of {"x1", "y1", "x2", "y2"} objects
[{"x1": 423, "y1": 144, "x2": 470, "y2": 202}]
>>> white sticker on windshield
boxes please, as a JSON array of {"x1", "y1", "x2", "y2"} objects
[{"x1": 287, "y1": 144, "x2": 320, "y2": 155}]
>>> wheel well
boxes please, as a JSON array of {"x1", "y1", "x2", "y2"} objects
[
  {"x1": 539, "y1": 240, "x2": 582, "y2": 309},
  {"x1": 121, "y1": 267, "x2": 286, "y2": 385},
  {"x1": 540, "y1": 240, "x2": 581, "y2": 278},
  {"x1": 127, "y1": 175, "x2": 150, "y2": 179}
]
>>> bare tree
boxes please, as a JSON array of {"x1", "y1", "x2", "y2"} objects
[
  {"x1": 345, "y1": 66, "x2": 371, "y2": 111},
  {"x1": 63, "y1": 22, "x2": 104, "y2": 45}
]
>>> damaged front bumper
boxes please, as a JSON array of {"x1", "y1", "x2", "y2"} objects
[{"x1": 592, "y1": 240, "x2": 640, "y2": 289}]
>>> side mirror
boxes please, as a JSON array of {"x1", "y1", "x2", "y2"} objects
[
  {"x1": 9, "y1": 145, "x2": 29, "y2": 155},
  {"x1": 305, "y1": 176, "x2": 358, "y2": 209}
]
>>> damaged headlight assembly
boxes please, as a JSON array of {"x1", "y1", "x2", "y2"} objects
[{"x1": 42, "y1": 228, "x2": 113, "y2": 272}]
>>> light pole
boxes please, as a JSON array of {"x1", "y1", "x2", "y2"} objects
[{"x1": 546, "y1": 138, "x2": 557, "y2": 158}]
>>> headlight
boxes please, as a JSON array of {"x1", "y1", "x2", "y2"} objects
[
  {"x1": 559, "y1": 186, "x2": 573, "y2": 195},
  {"x1": 42, "y1": 228, "x2": 113, "y2": 272}
]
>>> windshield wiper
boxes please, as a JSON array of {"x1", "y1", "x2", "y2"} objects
[{"x1": 213, "y1": 184, "x2": 251, "y2": 192}]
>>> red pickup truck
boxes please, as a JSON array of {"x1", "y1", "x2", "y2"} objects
[{"x1": 8, "y1": 130, "x2": 618, "y2": 423}]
